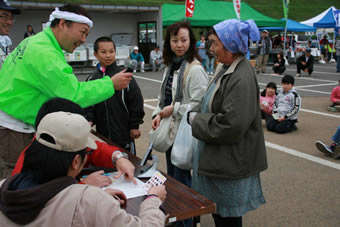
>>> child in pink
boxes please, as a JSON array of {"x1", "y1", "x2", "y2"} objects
[
  {"x1": 329, "y1": 80, "x2": 340, "y2": 112},
  {"x1": 260, "y1": 82, "x2": 277, "y2": 119}
]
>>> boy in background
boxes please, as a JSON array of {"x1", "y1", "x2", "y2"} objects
[
  {"x1": 86, "y1": 37, "x2": 145, "y2": 154},
  {"x1": 265, "y1": 75, "x2": 301, "y2": 134}
]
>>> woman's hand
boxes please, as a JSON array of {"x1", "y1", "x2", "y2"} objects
[
  {"x1": 104, "y1": 188, "x2": 127, "y2": 205},
  {"x1": 130, "y1": 129, "x2": 141, "y2": 139},
  {"x1": 152, "y1": 115, "x2": 161, "y2": 130},
  {"x1": 148, "y1": 185, "x2": 167, "y2": 202},
  {"x1": 160, "y1": 105, "x2": 174, "y2": 118}
]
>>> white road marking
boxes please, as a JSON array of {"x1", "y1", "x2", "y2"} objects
[
  {"x1": 266, "y1": 142, "x2": 340, "y2": 170},
  {"x1": 294, "y1": 82, "x2": 338, "y2": 89},
  {"x1": 144, "y1": 103, "x2": 157, "y2": 110},
  {"x1": 300, "y1": 108, "x2": 340, "y2": 118},
  {"x1": 285, "y1": 68, "x2": 338, "y2": 75},
  {"x1": 144, "y1": 99, "x2": 158, "y2": 102},
  {"x1": 134, "y1": 75, "x2": 162, "y2": 83},
  {"x1": 143, "y1": 103, "x2": 340, "y2": 170}
]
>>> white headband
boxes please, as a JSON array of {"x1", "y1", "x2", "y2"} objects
[{"x1": 49, "y1": 7, "x2": 93, "y2": 28}]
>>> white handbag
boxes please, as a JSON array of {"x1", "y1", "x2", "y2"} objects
[{"x1": 149, "y1": 115, "x2": 176, "y2": 153}]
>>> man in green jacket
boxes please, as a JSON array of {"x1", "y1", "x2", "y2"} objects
[{"x1": 0, "y1": 4, "x2": 133, "y2": 178}]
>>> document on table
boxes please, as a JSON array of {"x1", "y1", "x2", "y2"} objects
[{"x1": 102, "y1": 172, "x2": 147, "y2": 199}]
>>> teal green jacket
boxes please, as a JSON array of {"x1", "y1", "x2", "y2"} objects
[{"x1": 0, "y1": 27, "x2": 115, "y2": 126}]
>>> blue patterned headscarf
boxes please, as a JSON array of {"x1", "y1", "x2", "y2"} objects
[{"x1": 213, "y1": 19, "x2": 260, "y2": 54}]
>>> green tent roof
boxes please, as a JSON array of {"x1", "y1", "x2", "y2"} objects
[{"x1": 162, "y1": 0, "x2": 285, "y2": 27}]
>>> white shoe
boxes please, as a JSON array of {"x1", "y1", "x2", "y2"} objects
[
  {"x1": 296, "y1": 73, "x2": 301, "y2": 77},
  {"x1": 141, "y1": 70, "x2": 145, "y2": 73},
  {"x1": 133, "y1": 70, "x2": 136, "y2": 73}
]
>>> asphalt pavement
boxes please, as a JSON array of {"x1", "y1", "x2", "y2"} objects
[{"x1": 77, "y1": 61, "x2": 340, "y2": 227}]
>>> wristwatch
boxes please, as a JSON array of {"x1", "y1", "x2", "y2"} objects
[{"x1": 112, "y1": 151, "x2": 129, "y2": 165}]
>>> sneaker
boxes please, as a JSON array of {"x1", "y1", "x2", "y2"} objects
[
  {"x1": 315, "y1": 141, "x2": 334, "y2": 156},
  {"x1": 141, "y1": 70, "x2": 145, "y2": 73},
  {"x1": 133, "y1": 70, "x2": 137, "y2": 73},
  {"x1": 327, "y1": 106, "x2": 337, "y2": 112},
  {"x1": 296, "y1": 73, "x2": 301, "y2": 77}
]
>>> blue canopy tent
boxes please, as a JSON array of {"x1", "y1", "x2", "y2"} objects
[
  {"x1": 314, "y1": 8, "x2": 336, "y2": 28},
  {"x1": 301, "y1": 6, "x2": 337, "y2": 28},
  {"x1": 261, "y1": 18, "x2": 316, "y2": 32}
]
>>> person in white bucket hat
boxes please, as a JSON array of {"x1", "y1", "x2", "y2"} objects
[{"x1": 0, "y1": 111, "x2": 167, "y2": 226}]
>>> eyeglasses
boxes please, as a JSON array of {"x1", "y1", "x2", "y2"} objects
[{"x1": 0, "y1": 15, "x2": 15, "y2": 22}]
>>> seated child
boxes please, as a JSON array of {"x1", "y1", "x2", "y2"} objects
[
  {"x1": 328, "y1": 80, "x2": 340, "y2": 112},
  {"x1": 265, "y1": 75, "x2": 301, "y2": 134},
  {"x1": 260, "y1": 82, "x2": 277, "y2": 119}
]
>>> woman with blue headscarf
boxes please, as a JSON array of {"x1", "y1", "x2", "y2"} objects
[{"x1": 188, "y1": 19, "x2": 268, "y2": 227}]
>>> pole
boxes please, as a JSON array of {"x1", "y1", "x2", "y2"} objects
[{"x1": 283, "y1": 18, "x2": 288, "y2": 60}]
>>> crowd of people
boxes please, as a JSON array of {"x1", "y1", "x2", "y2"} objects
[{"x1": 0, "y1": 1, "x2": 338, "y2": 227}]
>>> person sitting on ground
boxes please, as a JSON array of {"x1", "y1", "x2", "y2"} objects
[
  {"x1": 150, "y1": 45, "x2": 163, "y2": 72},
  {"x1": 328, "y1": 80, "x2": 340, "y2": 112},
  {"x1": 315, "y1": 125, "x2": 340, "y2": 159},
  {"x1": 296, "y1": 48, "x2": 314, "y2": 77},
  {"x1": 11, "y1": 98, "x2": 137, "y2": 188},
  {"x1": 265, "y1": 75, "x2": 301, "y2": 134},
  {"x1": 272, "y1": 52, "x2": 285, "y2": 75},
  {"x1": 86, "y1": 37, "x2": 144, "y2": 154},
  {"x1": 129, "y1": 46, "x2": 145, "y2": 73},
  {"x1": 260, "y1": 82, "x2": 277, "y2": 119},
  {"x1": 0, "y1": 111, "x2": 166, "y2": 226}
]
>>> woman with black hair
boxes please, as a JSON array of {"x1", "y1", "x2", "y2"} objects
[
  {"x1": 272, "y1": 52, "x2": 286, "y2": 75},
  {"x1": 151, "y1": 21, "x2": 208, "y2": 227},
  {"x1": 24, "y1": 24, "x2": 35, "y2": 39}
]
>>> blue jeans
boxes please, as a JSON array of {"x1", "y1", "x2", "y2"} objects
[
  {"x1": 332, "y1": 126, "x2": 340, "y2": 143},
  {"x1": 206, "y1": 57, "x2": 215, "y2": 74},
  {"x1": 336, "y1": 56, "x2": 340, "y2": 72},
  {"x1": 166, "y1": 147, "x2": 192, "y2": 227}
]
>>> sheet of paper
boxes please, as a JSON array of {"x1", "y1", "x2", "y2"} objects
[{"x1": 102, "y1": 172, "x2": 147, "y2": 199}]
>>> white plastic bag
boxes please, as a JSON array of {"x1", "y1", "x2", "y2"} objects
[
  {"x1": 171, "y1": 107, "x2": 194, "y2": 170},
  {"x1": 149, "y1": 116, "x2": 175, "y2": 153}
]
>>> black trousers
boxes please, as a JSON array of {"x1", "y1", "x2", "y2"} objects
[
  {"x1": 297, "y1": 62, "x2": 313, "y2": 75},
  {"x1": 265, "y1": 114, "x2": 296, "y2": 134},
  {"x1": 212, "y1": 214, "x2": 242, "y2": 227},
  {"x1": 272, "y1": 65, "x2": 286, "y2": 74}
]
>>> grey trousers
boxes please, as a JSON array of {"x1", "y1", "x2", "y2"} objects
[{"x1": 256, "y1": 54, "x2": 269, "y2": 73}]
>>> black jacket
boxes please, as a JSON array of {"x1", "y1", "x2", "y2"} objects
[
  {"x1": 297, "y1": 54, "x2": 314, "y2": 69},
  {"x1": 85, "y1": 62, "x2": 145, "y2": 147}
]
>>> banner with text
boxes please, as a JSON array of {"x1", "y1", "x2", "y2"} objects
[
  {"x1": 185, "y1": 0, "x2": 195, "y2": 18},
  {"x1": 233, "y1": 0, "x2": 241, "y2": 20}
]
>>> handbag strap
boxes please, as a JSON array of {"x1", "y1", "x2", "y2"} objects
[{"x1": 174, "y1": 59, "x2": 201, "y2": 104}]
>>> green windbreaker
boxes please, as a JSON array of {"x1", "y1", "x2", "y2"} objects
[{"x1": 0, "y1": 27, "x2": 115, "y2": 126}]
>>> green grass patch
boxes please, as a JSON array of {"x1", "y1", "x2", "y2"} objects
[
  {"x1": 17, "y1": 0, "x2": 180, "y2": 6},
  {"x1": 218, "y1": 0, "x2": 340, "y2": 21}
]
